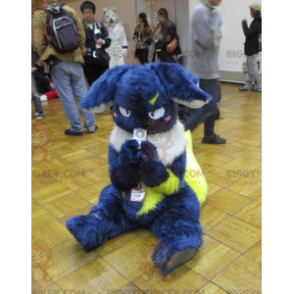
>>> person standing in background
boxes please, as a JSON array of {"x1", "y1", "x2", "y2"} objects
[
  {"x1": 155, "y1": 8, "x2": 182, "y2": 63},
  {"x1": 102, "y1": 7, "x2": 128, "y2": 69},
  {"x1": 80, "y1": 1, "x2": 112, "y2": 86},
  {"x1": 33, "y1": 0, "x2": 97, "y2": 136},
  {"x1": 32, "y1": 44, "x2": 43, "y2": 120},
  {"x1": 133, "y1": 13, "x2": 153, "y2": 64},
  {"x1": 152, "y1": 16, "x2": 162, "y2": 62},
  {"x1": 184, "y1": 0, "x2": 226, "y2": 144},
  {"x1": 239, "y1": 3, "x2": 262, "y2": 92}
]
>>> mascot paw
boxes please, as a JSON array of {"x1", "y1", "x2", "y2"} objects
[
  {"x1": 120, "y1": 140, "x2": 140, "y2": 165},
  {"x1": 65, "y1": 214, "x2": 101, "y2": 252},
  {"x1": 138, "y1": 141, "x2": 157, "y2": 162}
]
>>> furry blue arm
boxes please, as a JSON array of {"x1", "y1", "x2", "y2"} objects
[
  {"x1": 137, "y1": 141, "x2": 170, "y2": 188},
  {"x1": 108, "y1": 141, "x2": 141, "y2": 191},
  {"x1": 138, "y1": 142, "x2": 187, "y2": 195}
]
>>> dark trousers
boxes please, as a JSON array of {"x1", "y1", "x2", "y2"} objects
[
  {"x1": 84, "y1": 63, "x2": 108, "y2": 86},
  {"x1": 135, "y1": 48, "x2": 149, "y2": 64},
  {"x1": 183, "y1": 79, "x2": 218, "y2": 137},
  {"x1": 31, "y1": 73, "x2": 43, "y2": 116}
]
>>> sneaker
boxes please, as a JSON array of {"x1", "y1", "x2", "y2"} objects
[
  {"x1": 87, "y1": 125, "x2": 98, "y2": 133},
  {"x1": 202, "y1": 134, "x2": 226, "y2": 144},
  {"x1": 36, "y1": 115, "x2": 43, "y2": 120},
  {"x1": 64, "y1": 129, "x2": 83, "y2": 136},
  {"x1": 239, "y1": 87, "x2": 251, "y2": 91},
  {"x1": 251, "y1": 88, "x2": 262, "y2": 92},
  {"x1": 40, "y1": 94, "x2": 48, "y2": 102}
]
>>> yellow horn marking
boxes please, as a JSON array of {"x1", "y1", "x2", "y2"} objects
[{"x1": 149, "y1": 93, "x2": 160, "y2": 105}]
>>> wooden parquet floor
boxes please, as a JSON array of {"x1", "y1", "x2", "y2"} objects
[{"x1": 31, "y1": 83, "x2": 261, "y2": 294}]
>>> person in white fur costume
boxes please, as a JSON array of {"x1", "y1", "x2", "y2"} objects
[{"x1": 102, "y1": 7, "x2": 128, "y2": 68}]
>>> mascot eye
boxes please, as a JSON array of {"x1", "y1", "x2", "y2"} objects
[
  {"x1": 119, "y1": 106, "x2": 131, "y2": 117},
  {"x1": 148, "y1": 107, "x2": 165, "y2": 120}
]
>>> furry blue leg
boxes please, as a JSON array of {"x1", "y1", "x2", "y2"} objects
[
  {"x1": 151, "y1": 184, "x2": 203, "y2": 274},
  {"x1": 65, "y1": 184, "x2": 139, "y2": 252}
]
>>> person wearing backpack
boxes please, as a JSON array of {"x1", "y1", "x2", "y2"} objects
[
  {"x1": 239, "y1": 3, "x2": 262, "y2": 92},
  {"x1": 80, "y1": 1, "x2": 112, "y2": 86},
  {"x1": 32, "y1": 0, "x2": 97, "y2": 136}
]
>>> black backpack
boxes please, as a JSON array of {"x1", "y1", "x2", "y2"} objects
[{"x1": 39, "y1": 3, "x2": 79, "y2": 53}]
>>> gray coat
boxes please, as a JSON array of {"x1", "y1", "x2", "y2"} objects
[{"x1": 187, "y1": 1, "x2": 222, "y2": 79}]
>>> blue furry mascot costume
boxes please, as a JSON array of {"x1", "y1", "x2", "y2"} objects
[{"x1": 66, "y1": 63, "x2": 210, "y2": 274}]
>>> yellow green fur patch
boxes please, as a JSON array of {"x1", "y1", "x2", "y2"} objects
[
  {"x1": 184, "y1": 130, "x2": 208, "y2": 206},
  {"x1": 137, "y1": 169, "x2": 179, "y2": 216},
  {"x1": 137, "y1": 184, "x2": 164, "y2": 216},
  {"x1": 152, "y1": 169, "x2": 180, "y2": 195}
]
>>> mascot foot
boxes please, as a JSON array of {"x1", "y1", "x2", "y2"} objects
[
  {"x1": 152, "y1": 241, "x2": 198, "y2": 274},
  {"x1": 165, "y1": 248, "x2": 198, "y2": 274},
  {"x1": 65, "y1": 214, "x2": 102, "y2": 252}
]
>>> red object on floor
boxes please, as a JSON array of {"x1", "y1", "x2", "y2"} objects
[{"x1": 44, "y1": 90, "x2": 59, "y2": 100}]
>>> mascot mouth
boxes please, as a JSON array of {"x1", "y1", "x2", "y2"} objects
[{"x1": 109, "y1": 19, "x2": 114, "y2": 24}]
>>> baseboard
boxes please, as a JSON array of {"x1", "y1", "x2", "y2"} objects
[{"x1": 220, "y1": 70, "x2": 262, "y2": 84}]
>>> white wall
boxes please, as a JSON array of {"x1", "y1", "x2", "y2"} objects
[
  {"x1": 189, "y1": 0, "x2": 199, "y2": 15},
  {"x1": 175, "y1": 0, "x2": 190, "y2": 53},
  {"x1": 189, "y1": 0, "x2": 262, "y2": 75},
  {"x1": 217, "y1": 0, "x2": 262, "y2": 73}
]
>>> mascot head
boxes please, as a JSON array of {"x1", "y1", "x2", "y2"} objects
[
  {"x1": 103, "y1": 7, "x2": 118, "y2": 26},
  {"x1": 80, "y1": 63, "x2": 211, "y2": 134}
]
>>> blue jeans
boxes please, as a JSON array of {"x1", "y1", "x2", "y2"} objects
[
  {"x1": 184, "y1": 79, "x2": 218, "y2": 137},
  {"x1": 51, "y1": 61, "x2": 96, "y2": 132},
  {"x1": 32, "y1": 73, "x2": 43, "y2": 116}
]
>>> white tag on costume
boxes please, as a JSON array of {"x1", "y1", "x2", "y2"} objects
[
  {"x1": 133, "y1": 128, "x2": 147, "y2": 148},
  {"x1": 130, "y1": 188, "x2": 146, "y2": 203}
]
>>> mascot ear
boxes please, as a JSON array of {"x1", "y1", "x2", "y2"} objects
[
  {"x1": 110, "y1": 7, "x2": 116, "y2": 12},
  {"x1": 151, "y1": 63, "x2": 212, "y2": 109},
  {"x1": 80, "y1": 65, "x2": 131, "y2": 113}
]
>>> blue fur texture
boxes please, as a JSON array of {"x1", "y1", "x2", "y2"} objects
[
  {"x1": 67, "y1": 63, "x2": 208, "y2": 273},
  {"x1": 79, "y1": 63, "x2": 211, "y2": 133}
]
